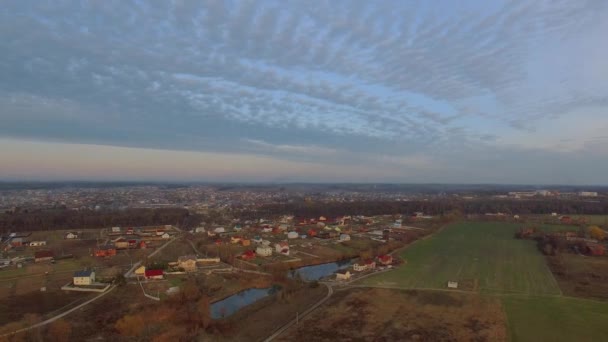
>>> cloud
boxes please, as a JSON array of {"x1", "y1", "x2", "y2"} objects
[{"x1": 0, "y1": 0, "x2": 607, "y2": 182}]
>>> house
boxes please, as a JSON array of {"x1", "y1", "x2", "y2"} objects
[
  {"x1": 213, "y1": 227, "x2": 226, "y2": 234},
  {"x1": 95, "y1": 245, "x2": 117, "y2": 257},
  {"x1": 241, "y1": 239, "x2": 251, "y2": 247},
  {"x1": 134, "y1": 265, "x2": 146, "y2": 276},
  {"x1": 65, "y1": 232, "x2": 78, "y2": 239},
  {"x1": 559, "y1": 216, "x2": 572, "y2": 224},
  {"x1": 126, "y1": 228, "x2": 134, "y2": 235},
  {"x1": 194, "y1": 227, "x2": 206, "y2": 234},
  {"x1": 73, "y1": 270, "x2": 96, "y2": 286},
  {"x1": 275, "y1": 241, "x2": 290, "y2": 256},
  {"x1": 256, "y1": 245, "x2": 273, "y2": 257},
  {"x1": 278, "y1": 224, "x2": 289, "y2": 231},
  {"x1": 233, "y1": 225, "x2": 242, "y2": 232},
  {"x1": 155, "y1": 229, "x2": 165, "y2": 236},
  {"x1": 253, "y1": 236, "x2": 263, "y2": 244},
  {"x1": 585, "y1": 243, "x2": 606, "y2": 256},
  {"x1": 335, "y1": 270, "x2": 351, "y2": 281},
  {"x1": 114, "y1": 238, "x2": 129, "y2": 249},
  {"x1": 10, "y1": 237, "x2": 25, "y2": 247},
  {"x1": 339, "y1": 234, "x2": 351, "y2": 242},
  {"x1": 241, "y1": 250, "x2": 256, "y2": 261},
  {"x1": 145, "y1": 269, "x2": 164, "y2": 280},
  {"x1": 161, "y1": 233, "x2": 171, "y2": 239},
  {"x1": 378, "y1": 255, "x2": 393, "y2": 266},
  {"x1": 287, "y1": 231, "x2": 299, "y2": 239},
  {"x1": 177, "y1": 255, "x2": 197, "y2": 272},
  {"x1": 207, "y1": 231, "x2": 217, "y2": 237},
  {"x1": 29, "y1": 241, "x2": 47, "y2": 247},
  {"x1": 319, "y1": 216, "x2": 327, "y2": 222},
  {"x1": 111, "y1": 227, "x2": 121, "y2": 233},
  {"x1": 307, "y1": 229, "x2": 317, "y2": 237},
  {"x1": 447, "y1": 281, "x2": 458, "y2": 289},
  {"x1": 34, "y1": 250, "x2": 54, "y2": 263},
  {"x1": 231, "y1": 236, "x2": 242, "y2": 244},
  {"x1": 262, "y1": 227, "x2": 273, "y2": 233}
]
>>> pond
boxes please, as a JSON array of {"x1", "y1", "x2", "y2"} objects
[
  {"x1": 210, "y1": 286, "x2": 279, "y2": 319},
  {"x1": 289, "y1": 259, "x2": 353, "y2": 281}
]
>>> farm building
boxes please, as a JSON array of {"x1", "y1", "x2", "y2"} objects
[
  {"x1": 73, "y1": 270, "x2": 96, "y2": 286},
  {"x1": 65, "y1": 232, "x2": 79, "y2": 239},
  {"x1": 34, "y1": 250, "x2": 54, "y2": 263},
  {"x1": 29, "y1": 241, "x2": 47, "y2": 247},
  {"x1": 353, "y1": 259, "x2": 376, "y2": 272},
  {"x1": 177, "y1": 255, "x2": 197, "y2": 272},
  {"x1": 256, "y1": 245, "x2": 273, "y2": 257},
  {"x1": 145, "y1": 269, "x2": 164, "y2": 280},
  {"x1": 275, "y1": 241, "x2": 290, "y2": 256},
  {"x1": 95, "y1": 245, "x2": 117, "y2": 257},
  {"x1": 335, "y1": 270, "x2": 351, "y2": 281}
]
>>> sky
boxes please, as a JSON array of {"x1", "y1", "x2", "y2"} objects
[{"x1": 1, "y1": 0, "x2": 607, "y2": 184}]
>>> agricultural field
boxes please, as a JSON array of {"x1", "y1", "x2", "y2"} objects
[
  {"x1": 361, "y1": 221, "x2": 562, "y2": 295},
  {"x1": 504, "y1": 295, "x2": 608, "y2": 342},
  {"x1": 547, "y1": 254, "x2": 608, "y2": 300},
  {"x1": 279, "y1": 288, "x2": 507, "y2": 342}
]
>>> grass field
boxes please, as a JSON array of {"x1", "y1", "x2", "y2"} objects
[
  {"x1": 504, "y1": 295, "x2": 608, "y2": 342},
  {"x1": 361, "y1": 221, "x2": 562, "y2": 295}
]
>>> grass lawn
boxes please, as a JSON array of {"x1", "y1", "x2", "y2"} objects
[
  {"x1": 361, "y1": 221, "x2": 561, "y2": 295},
  {"x1": 503, "y1": 295, "x2": 608, "y2": 342}
]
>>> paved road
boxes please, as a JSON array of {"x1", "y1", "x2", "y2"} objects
[
  {"x1": 263, "y1": 283, "x2": 333, "y2": 342},
  {"x1": 1, "y1": 285, "x2": 116, "y2": 338}
]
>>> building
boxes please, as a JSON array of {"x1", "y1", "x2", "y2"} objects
[
  {"x1": 34, "y1": 250, "x2": 54, "y2": 263},
  {"x1": 447, "y1": 281, "x2": 458, "y2": 289},
  {"x1": 378, "y1": 255, "x2": 393, "y2": 266},
  {"x1": 114, "y1": 238, "x2": 129, "y2": 249},
  {"x1": 241, "y1": 250, "x2": 256, "y2": 260},
  {"x1": 353, "y1": 259, "x2": 376, "y2": 272},
  {"x1": 241, "y1": 239, "x2": 251, "y2": 247},
  {"x1": 95, "y1": 245, "x2": 117, "y2": 257},
  {"x1": 145, "y1": 269, "x2": 164, "y2": 280},
  {"x1": 177, "y1": 255, "x2": 197, "y2": 272},
  {"x1": 135, "y1": 265, "x2": 146, "y2": 276},
  {"x1": 335, "y1": 270, "x2": 351, "y2": 281},
  {"x1": 29, "y1": 241, "x2": 47, "y2": 247},
  {"x1": 197, "y1": 257, "x2": 220, "y2": 263},
  {"x1": 111, "y1": 227, "x2": 121, "y2": 233},
  {"x1": 213, "y1": 227, "x2": 226, "y2": 234},
  {"x1": 73, "y1": 270, "x2": 95, "y2": 286},
  {"x1": 579, "y1": 191, "x2": 598, "y2": 197},
  {"x1": 585, "y1": 243, "x2": 606, "y2": 256},
  {"x1": 339, "y1": 234, "x2": 351, "y2": 242},
  {"x1": 231, "y1": 236, "x2": 242, "y2": 244},
  {"x1": 194, "y1": 227, "x2": 206, "y2": 234},
  {"x1": 275, "y1": 241, "x2": 290, "y2": 256},
  {"x1": 161, "y1": 233, "x2": 171, "y2": 239},
  {"x1": 65, "y1": 232, "x2": 79, "y2": 239},
  {"x1": 256, "y1": 245, "x2": 273, "y2": 257},
  {"x1": 287, "y1": 231, "x2": 299, "y2": 239}
]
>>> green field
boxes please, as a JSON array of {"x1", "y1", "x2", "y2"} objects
[
  {"x1": 362, "y1": 221, "x2": 561, "y2": 295},
  {"x1": 504, "y1": 295, "x2": 608, "y2": 342}
]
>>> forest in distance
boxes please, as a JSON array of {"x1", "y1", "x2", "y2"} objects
[{"x1": 2, "y1": 198, "x2": 608, "y2": 233}]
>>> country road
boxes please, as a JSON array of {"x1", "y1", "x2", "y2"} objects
[
  {"x1": 263, "y1": 282, "x2": 333, "y2": 342},
  {"x1": 1, "y1": 285, "x2": 116, "y2": 338}
]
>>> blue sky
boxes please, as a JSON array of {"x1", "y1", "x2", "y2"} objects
[{"x1": 1, "y1": 0, "x2": 607, "y2": 184}]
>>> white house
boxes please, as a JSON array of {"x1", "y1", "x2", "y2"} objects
[
  {"x1": 279, "y1": 224, "x2": 289, "y2": 231},
  {"x1": 275, "y1": 241, "x2": 290, "y2": 256},
  {"x1": 73, "y1": 270, "x2": 95, "y2": 286},
  {"x1": 353, "y1": 260, "x2": 376, "y2": 272},
  {"x1": 29, "y1": 241, "x2": 47, "y2": 247},
  {"x1": 214, "y1": 227, "x2": 226, "y2": 234},
  {"x1": 339, "y1": 234, "x2": 351, "y2": 242},
  {"x1": 65, "y1": 232, "x2": 78, "y2": 239},
  {"x1": 262, "y1": 227, "x2": 273, "y2": 233},
  {"x1": 447, "y1": 281, "x2": 459, "y2": 289},
  {"x1": 256, "y1": 245, "x2": 273, "y2": 257},
  {"x1": 287, "y1": 231, "x2": 299, "y2": 239},
  {"x1": 194, "y1": 227, "x2": 206, "y2": 234},
  {"x1": 335, "y1": 270, "x2": 351, "y2": 281},
  {"x1": 161, "y1": 233, "x2": 171, "y2": 239},
  {"x1": 111, "y1": 227, "x2": 121, "y2": 233}
]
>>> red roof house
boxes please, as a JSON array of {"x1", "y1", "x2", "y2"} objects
[
  {"x1": 241, "y1": 250, "x2": 256, "y2": 260},
  {"x1": 586, "y1": 243, "x2": 605, "y2": 256},
  {"x1": 145, "y1": 269, "x2": 164, "y2": 280},
  {"x1": 34, "y1": 250, "x2": 54, "y2": 263},
  {"x1": 378, "y1": 255, "x2": 393, "y2": 266}
]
